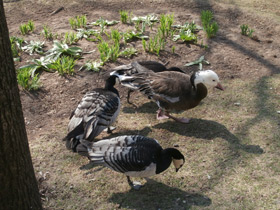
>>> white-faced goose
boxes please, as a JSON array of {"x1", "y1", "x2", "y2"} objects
[
  {"x1": 111, "y1": 60, "x2": 185, "y2": 104},
  {"x1": 76, "y1": 135, "x2": 185, "y2": 190},
  {"x1": 63, "y1": 75, "x2": 120, "y2": 152},
  {"x1": 112, "y1": 61, "x2": 224, "y2": 123}
]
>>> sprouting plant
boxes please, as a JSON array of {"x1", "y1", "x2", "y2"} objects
[
  {"x1": 172, "y1": 45, "x2": 175, "y2": 53},
  {"x1": 17, "y1": 56, "x2": 55, "y2": 79},
  {"x1": 10, "y1": 36, "x2": 25, "y2": 50},
  {"x1": 22, "y1": 41, "x2": 45, "y2": 55},
  {"x1": 120, "y1": 10, "x2": 128, "y2": 24},
  {"x1": 173, "y1": 29, "x2": 197, "y2": 43},
  {"x1": 144, "y1": 32, "x2": 165, "y2": 56},
  {"x1": 98, "y1": 40, "x2": 120, "y2": 63},
  {"x1": 69, "y1": 15, "x2": 87, "y2": 29},
  {"x1": 122, "y1": 30, "x2": 149, "y2": 43},
  {"x1": 200, "y1": 10, "x2": 218, "y2": 38},
  {"x1": 41, "y1": 25, "x2": 53, "y2": 40},
  {"x1": 19, "y1": 20, "x2": 35, "y2": 35},
  {"x1": 79, "y1": 60, "x2": 104, "y2": 72},
  {"x1": 159, "y1": 14, "x2": 174, "y2": 38},
  {"x1": 240, "y1": 24, "x2": 254, "y2": 37},
  {"x1": 10, "y1": 36, "x2": 25, "y2": 60},
  {"x1": 49, "y1": 55, "x2": 76, "y2": 76},
  {"x1": 119, "y1": 47, "x2": 138, "y2": 58},
  {"x1": 76, "y1": 28, "x2": 99, "y2": 41},
  {"x1": 184, "y1": 55, "x2": 210, "y2": 70},
  {"x1": 46, "y1": 41, "x2": 83, "y2": 60},
  {"x1": 91, "y1": 17, "x2": 119, "y2": 34},
  {"x1": 17, "y1": 68, "x2": 40, "y2": 91},
  {"x1": 172, "y1": 21, "x2": 202, "y2": 33},
  {"x1": 63, "y1": 32, "x2": 78, "y2": 45},
  {"x1": 132, "y1": 14, "x2": 158, "y2": 25},
  {"x1": 109, "y1": 29, "x2": 122, "y2": 44}
]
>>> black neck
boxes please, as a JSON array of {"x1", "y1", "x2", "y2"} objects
[
  {"x1": 105, "y1": 75, "x2": 119, "y2": 96},
  {"x1": 190, "y1": 72, "x2": 196, "y2": 90},
  {"x1": 156, "y1": 148, "x2": 181, "y2": 174}
]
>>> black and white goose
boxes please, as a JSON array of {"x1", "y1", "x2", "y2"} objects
[
  {"x1": 111, "y1": 61, "x2": 224, "y2": 123},
  {"x1": 111, "y1": 60, "x2": 184, "y2": 104},
  {"x1": 76, "y1": 135, "x2": 185, "y2": 190},
  {"x1": 63, "y1": 75, "x2": 120, "y2": 152}
]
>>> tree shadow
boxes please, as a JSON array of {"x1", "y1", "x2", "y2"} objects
[
  {"x1": 153, "y1": 119, "x2": 263, "y2": 154},
  {"x1": 109, "y1": 179, "x2": 211, "y2": 210}
]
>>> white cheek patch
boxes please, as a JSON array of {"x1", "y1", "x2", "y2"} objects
[{"x1": 172, "y1": 158, "x2": 185, "y2": 170}]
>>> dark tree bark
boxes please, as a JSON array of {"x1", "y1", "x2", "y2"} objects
[{"x1": 0, "y1": 0, "x2": 43, "y2": 209}]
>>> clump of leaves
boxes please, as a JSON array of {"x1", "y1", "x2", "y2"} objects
[
  {"x1": 200, "y1": 10, "x2": 218, "y2": 38},
  {"x1": 41, "y1": 25, "x2": 54, "y2": 40},
  {"x1": 172, "y1": 21, "x2": 202, "y2": 33},
  {"x1": 184, "y1": 55, "x2": 210, "y2": 70},
  {"x1": 19, "y1": 20, "x2": 35, "y2": 35},
  {"x1": 18, "y1": 56, "x2": 54, "y2": 79},
  {"x1": 132, "y1": 14, "x2": 158, "y2": 25},
  {"x1": 173, "y1": 29, "x2": 197, "y2": 43},
  {"x1": 98, "y1": 40, "x2": 120, "y2": 63},
  {"x1": 79, "y1": 60, "x2": 104, "y2": 72},
  {"x1": 120, "y1": 10, "x2": 132, "y2": 24},
  {"x1": 76, "y1": 28, "x2": 99, "y2": 41},
  {"x1": 240, "y1": 24, "x2": 254, "y2": 37},
  {"x1": 10, "y1": 36, "x2": 25, "y2": 61},
  {"x1": 91, "y1": 17, "x2": 119, "y2": 34},
  {"x1": 143, "y1": 32, "x2": 165, "y2": 56},
  {"x1": 63, "y1": 32, "x2": 78, "y2": 45},
  {"x1": 123, "y1": 30, "x2": 149, "y2": 43},
  {"x1": 49, "y1": 55, "x2": 76, "y2": 76},
  {"x1": 69, "y1": 15, "x2": 87, "y2": 29},
  {"x1": 22, "y1": 41, "x2": 45, "y2": 55},
  {"x1": 119, "y1": 47, "x2": 137, "y2": 58},
  {"x1": 108, "y1": 29, "x2": 122, "y2": 44},
  {"x1": 159, "y1": 14, "x2": 174, "y2": 38},
  {"x1": 46, "y1": 41, "x2": 83, "y2": 60},
  {"x1": 17, "y1": 68, "x2": 40, "y2": 91}
]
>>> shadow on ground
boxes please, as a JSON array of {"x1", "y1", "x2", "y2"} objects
[
  {"x1": 153, "y1": 119, "x2": 263, "y2": 154},
  {"x1": 109, "y1": 179, "x2": 211, "y2": 210}
]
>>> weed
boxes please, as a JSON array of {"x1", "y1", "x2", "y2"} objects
[
  {"x1": 76, "y1": 28, "x2": 99, "y2": 41},
  {"x1": 109, "y1": 29, "x2": 122, "y2": 44},
  {"x1": 69, "y1": 15, "x2": 87, "y2": 29},
  {"x1": 144, "y1": 32, "x2": 165, "y2": 55},
  {"x1": 10, "y1": 36, "x2": 24, "y2": 60},
  {"x1": 240, "y1": 24, "x2": 254, "y2": 37},
  {"x1": 123, "y1": 30, "x2": 149, "y2": 43},
  {"x1": 119, "y1": 47, "x2": 138, "y2": 58},
  {"x1": 63, "y1": 32, "x2": 78, "y2": 45},
  {"x1": 22, "y1": 41, "x2": 45, "y2": 55},
  {"x1": 42, "y1": 25, "x2": 53, "y2": 40},
  {"x1": 172, "y1": 45, "x2": 175, "y2": 53},
  {"x1": 49, "y1": 56, "x2": 76, "y2": 75},
  {"x1": 79, "y1": 60, "x2": 104, "y2": 72},
  {"x1": 19, "y1": 20, "x2": 35, "y2": 35},
  {"x1": 200, "y1": 10, "x2": 218, "y2": 38},
  {"x1": 119, "y1": 10, "x2": 129, "y2": 24},
  {"x1": 91, "y1": 17, "x2": 119, "y2": 34},
  {"x1": 17, "y1": 68, "x2": 40, "y2": 91},
  {"x1": 27, "y1": 20, "x2": 35, "y2": 32},
  {"x1": 173, "y1": 29, "x2": 197, "y2": 43},
  {"x1": 46, "y1": 41, "x2": 83, "y2": 60},
  {"x1": 159, "y1": 14, "x2": 174, "y2": 38},
  {"x1": 184, "y1": 55, "x2": 210, "y2": 70},
  {"x1": 98, "y1": 40, "x2": 120, "y2": 63}
]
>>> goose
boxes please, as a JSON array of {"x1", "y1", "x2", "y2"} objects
[
  {"x1": 111, "y1": 61, "x2": 224, "y2": 123},
  {"x1": 111, "y1": 60, "x2": 185, "y2": 105},
  {"x1": 76, "y1": 135, "x2": 185, "y2": 190},
  {"x1": 63, "y1": 75, "x2": 120, "y2": 152}
]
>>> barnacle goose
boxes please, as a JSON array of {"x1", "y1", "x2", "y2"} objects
[
  {"x1": 111, "y1": 61, "x2": 224, "y2": 123},
  {"x1": 76, "y1": 135, "x2": 185, "y2": 190},
  {"x1": 63, "y1": 75, "x2": 120, "y2": 152}
]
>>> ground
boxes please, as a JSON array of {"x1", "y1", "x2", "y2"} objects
[{"x1": 3, "y1": 0, "x2": 280, "y2": 209}]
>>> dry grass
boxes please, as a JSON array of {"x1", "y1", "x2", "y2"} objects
[{"x1": 31, "y1": 75, "x2": 280, "y2": 210}]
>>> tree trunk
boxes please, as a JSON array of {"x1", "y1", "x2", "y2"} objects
[{"x1": 0, "y1": 0, "x2": 43, "y2": 209}]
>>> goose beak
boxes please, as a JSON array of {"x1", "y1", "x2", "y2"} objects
[
  {"x1": 215, "y1": 82, "x2": 224, "y2": 91},
  {"x1": 176, "y1": 168, "x2": 179, "y2": 172}
]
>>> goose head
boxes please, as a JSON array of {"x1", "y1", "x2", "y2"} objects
[
  {"x1": 194, "y1": 70, "x2": 224, "y2": 90},
  {"x1": 170, "y1": 149, "x2": 185, "y2": 172}
]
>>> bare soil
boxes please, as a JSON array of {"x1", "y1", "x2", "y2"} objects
[{"x1": 4, "y1": 0, "x2": 280, "y2": 209}]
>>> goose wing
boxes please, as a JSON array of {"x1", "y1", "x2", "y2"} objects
[
  {"x1": 80, "y1": 135, "x2": 162, "y2": 174},
  {"x1": 65, "y1": 89, "x2": 120, "y2": 141}
]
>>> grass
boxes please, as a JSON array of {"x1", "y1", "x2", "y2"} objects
[
  {"x1": 19, "y1": 20, "x2": 35, "y2": 35},
  {"x1": 200, "y1": 10, "x2": 219, "y2": 38},
  {"x1": 69, "y1": 15, "x2": 87, "y2": 29}
]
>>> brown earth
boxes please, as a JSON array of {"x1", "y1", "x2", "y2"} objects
[{"x1": 3, "y1": 0, "x2": 280, "y2": 209}]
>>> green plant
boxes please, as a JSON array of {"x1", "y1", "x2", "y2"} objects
[
  {"x1": 184, "y1": 55, "x2": 210, "y2": 70},
  {"x1": 69, "y1": 15, "x2": 87, "y2": 29},
  {"x1": 42, "y1": 25, "x2": 53, "y2": 40},
  {"x1": 119, "y1": 47, "x2": 137, "y2": 58},
  {"x1": 46, "y1": 41, "x2": 83, "y2": 60},
  {"x1": 173, "y1": 29, "x2": 197, "y2": 43},
  {"x1": 143, "y1": 32, "x2": 165, "y2": 56},
  {"x1": 19, "y1": 20, "x2": 35, "y2": 35},
  {"x1": 63, "y1": 32, "x2": 78, "y2": 45},
  {"x1": 172, "y1": 21, "x2": 202, "y2": 33},
  {"x1": 22, "y1": 41, "x2": 45, "y2": 55},
  {"x1": 172, "y1": 45, "x2": 175, "y2": 53},
  {"x1": 109, "y1": 29, "x2": 122, "y2": 44},
  {"x1": 240, "y1": 24, "x2": 254, "y2": 37},
  {"x1": 91, "y1": 17, "x2": 119, "y2": 34},
  {"x1": 79, "y1": 60, "x2": 104, "y2": 72},
  {"x1": 49, "y1": 56, "x2": 76, "y2": 75},
  {"x1": 10, "y1": 36, "x2": 24, "y2": 60},
  {"x1": 17, "y1": 67, "x2": 40, "y2": 91},
  {"x1": 119, "y1": 10, "x2": 129, "y2": 24},
  {"x1": 76, "y1": 28, "x2": 99, "y2": 41},
  {"x1": 123, "y1": 30, "x2": 149, "y2": 43},
  {"x1": 98, "y1": 40, "x2": 120, "y2": 63},
  {"x1": 200, "y1": 10, "x2": 218, "y2": 38},
  {"x1": 159, "y1": 14, "x2": 174, "y2": 38}
]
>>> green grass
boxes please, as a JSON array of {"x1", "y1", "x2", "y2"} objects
[
  {"x1": 200, "y1": 10, "x2": 219, "y2": 38},
  {"x1": 49, "y1": 55, "x2": 76, "y2": 75},
  {"x1": 19, "y1": 20, "x2": 35, "y2": 35},
  {"x1": 69, "y1": 15, "x2": 87, "y2": 29},
  {"x1": 17, "y1": 67, "x2": 40, "y2": 90},
  {"x1": 240, "y1": 24, "x2": 254, "y2": 37}
]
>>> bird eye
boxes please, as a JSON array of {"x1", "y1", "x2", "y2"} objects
[{"x1": 212, "y1": 79, "x2": 216, "y2": 82}]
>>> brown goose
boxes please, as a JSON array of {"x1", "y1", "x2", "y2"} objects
[
  {"x1": 111, "y1": 61, "x2": 184, "y2": 104},
  {"x1": 111, "y1": 61, "x2": 224, "y2": 123}
]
